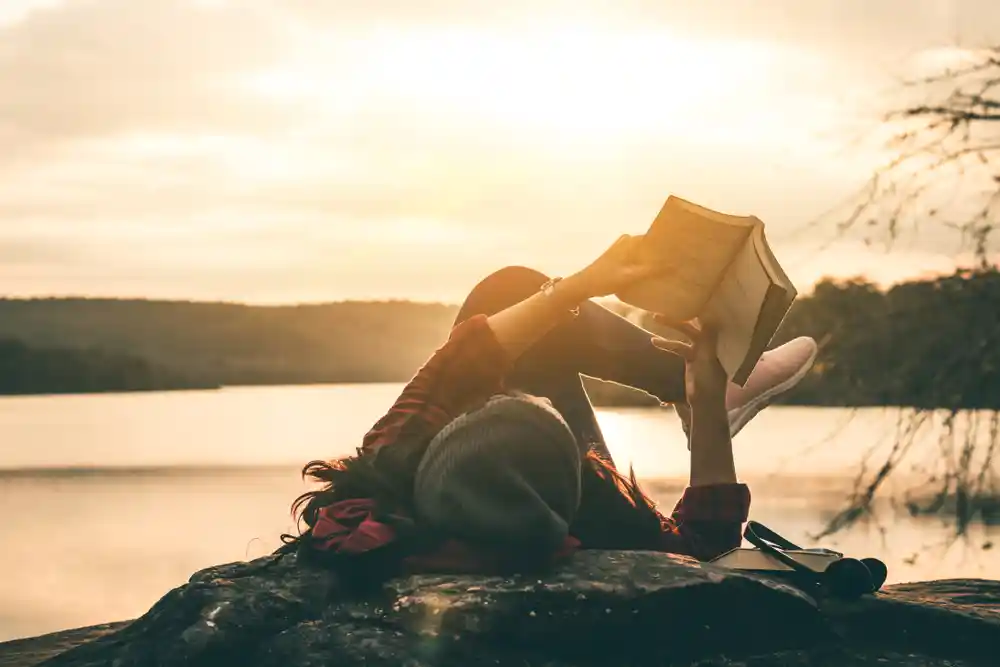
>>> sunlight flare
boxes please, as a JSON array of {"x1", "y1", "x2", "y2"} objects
[{"x1": 243, "y1": 25, "x2": 807, "y2": 145}]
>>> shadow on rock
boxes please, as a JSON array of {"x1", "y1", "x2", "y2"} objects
[{"x1": 3, "y1": 551, "x2": 998, "y2": 667}]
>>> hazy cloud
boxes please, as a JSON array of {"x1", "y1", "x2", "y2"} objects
[
  {"x1": 0, "y1": 0, "x2": 996, "y2": 301},
  {"x1": 0, "y1": 238, "x2": 90, "y2": 265},
  {"x1": 0, "y1": 0, "x2": 287, "y2": 153},
  {"x1": 282, "y1": 0, "x2": 1000, "y2": 54}
]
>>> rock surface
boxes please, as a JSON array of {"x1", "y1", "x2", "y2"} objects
[{"x1": 3, "y1": 551, "x2": 999, "y2": 667}]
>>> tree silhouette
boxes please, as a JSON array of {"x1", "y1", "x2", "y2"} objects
[
  {"x1": 820, "y1": 45, "x2": 1000, "y2": 541},
  {"x1": 845, "y1": 47, "x2": 1000, "y2": 254}
]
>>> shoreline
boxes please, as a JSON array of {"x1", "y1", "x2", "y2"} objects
[
  {"x1": 0, "y1": 378, "x2": 982, "y2": 411},
  {"x1": 0, "y1": 621, "x2": 130, "y2": 666}
]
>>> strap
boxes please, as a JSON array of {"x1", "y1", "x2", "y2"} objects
[
  {"x1": 743, "y1": 521, "x2": 816, "y2": 577},
  {"x1": 743, "y1": 521, "x2": 882, "y2": 598},
  {"x1": 745, "y1": 521, "x2": 803, "y2": 551}
]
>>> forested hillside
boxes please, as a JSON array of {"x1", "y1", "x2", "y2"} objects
[
  {"x1": 0, "y1": 339, "x2": 212, "y2": 395},
  {"x1": 0, "y1": 299, "x2": 458, "y2": 389},
  {"x1": 1, "y1": 269, "x2": 997, "y2": 407}
]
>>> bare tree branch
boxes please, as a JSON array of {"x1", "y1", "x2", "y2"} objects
[{"x1": 817, "y1": 47, "x2": 1000, "y2": 542}]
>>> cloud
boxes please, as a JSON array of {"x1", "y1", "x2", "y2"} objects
[
  {"x1": 0, "y1": 0, "x2": 287, "y2": 157},
  {"x1": 3, "y1": 0, "x2": 996, "y2": 161},
  {"x1": 0, "y1": 0, "x2": 995, "y2": 302},
  {"x1": 282, "y1": 0, "x2": 1000, "y2": 55},
  {"x1": 0, "y1": 238, "x2": 89, "y2": 265}
]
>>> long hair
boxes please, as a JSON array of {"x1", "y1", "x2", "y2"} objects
[
  {"x1": 573, "y1": 451, "x2": 668, "y2": 550},
  {"x1": 276, "y1": 423, "x2": 437, "y2": 584},
  {"x1": 279, "y1": 443, "x2": 668, "y2": 575}
]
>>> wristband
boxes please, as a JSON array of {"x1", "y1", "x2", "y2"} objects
[{"x1": 540, "y1": 277, "x2": 581, "y2": 318}]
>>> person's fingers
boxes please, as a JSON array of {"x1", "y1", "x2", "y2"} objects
[
  {"x1": 675, "y1": 402, "x2": 692, "y2": 434},
  {"x1": 651, "y1": 336, "x2": 694, "y2": 360},
  {"x1": 675, "y1": 320, "x2": 702, "y2": 340},
  {"x1": 623, "y1": 263, "x2": 663, "y2": 282},
  {"x1": 622, "y1": 235, "x2": 648, "y2": 264},
  {"x1": 653, "y1": 317, "x2": 701, "y2": 342}
]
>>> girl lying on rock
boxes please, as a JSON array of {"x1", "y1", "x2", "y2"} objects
[{"x1": 279, "y1": 236, "x2": 817, "y2": 580}]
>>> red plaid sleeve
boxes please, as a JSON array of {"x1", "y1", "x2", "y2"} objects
[
  {"x1": 656, "y1": 483, "x2": 751, "y2": 561},
  {"x1": 361, "y1": 314, "x2": 512, "y2": 455}
]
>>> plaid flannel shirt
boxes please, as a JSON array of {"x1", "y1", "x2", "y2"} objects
[{"x1": 314, "y1": 314, "x2": 750, "y2": 567}]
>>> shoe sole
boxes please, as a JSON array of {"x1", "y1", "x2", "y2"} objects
[{"x1": 727, "y1": 343, "x2": 819, "y2": 438}]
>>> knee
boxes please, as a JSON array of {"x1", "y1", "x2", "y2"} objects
[
  {"x1": 481, "y1": 266, "x2": 549, "y2": 292},
  {"x1": 454, "y1": 266, "x2": 552, "y2": 325}
]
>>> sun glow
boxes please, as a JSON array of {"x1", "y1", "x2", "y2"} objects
[
  {"x1": 4, "y1": 2, "x2": 936, "y2": 303},
  {"x1": 244, "y1": 25, "x2": 803, "y2": 147},
  {"x1": 0, "y1": 0, "x2": 64, "y2": 27},
  {"x1": 908, "y1": 46, "x2": 983, "y2": 76}
]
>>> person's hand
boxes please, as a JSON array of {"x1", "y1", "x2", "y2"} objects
[
  {"x1": 651, "y1": 318, "x2": 728, "y2": 410},
  {"x1": 655, "y1": 319, "x2": 738, "y2": 483},
  {"x1": 563, "y1": 234, "x2": 663, "y2": 300}
]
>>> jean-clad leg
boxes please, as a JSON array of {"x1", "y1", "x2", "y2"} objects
[{"x1": 454, "y1": 266, "x2": 686, "y2": 467}]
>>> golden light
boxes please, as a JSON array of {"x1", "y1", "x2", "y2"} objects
[
  {"x1": 243, "y1": 25, "x2": 799, "y2": 148},
  {"x1": 908, "y1": 46, "x2": 982, "y2": 76}
]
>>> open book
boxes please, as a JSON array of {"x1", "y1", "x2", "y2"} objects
[
  {"x1": 616, "y1": 196, "x2": 797, "y2": 386},
  {"x1": 709, "y1": 547, "x2": 843, "y2": 573}
]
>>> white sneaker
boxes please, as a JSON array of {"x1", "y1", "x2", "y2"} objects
[
  {"x1": 725, "y1": 337, "x2": 818, "y2": 436},
  {"x1": 675, "y1": 337, "x2": 818, "y2": 444}
]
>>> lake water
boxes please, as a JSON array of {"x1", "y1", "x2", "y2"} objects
[{"x1": 0, "y1": 384, "x2": 997, "y2": 642}]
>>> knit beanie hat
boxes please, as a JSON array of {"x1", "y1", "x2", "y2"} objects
[{"x1": 413, "y1": 393, "x2": 582, "y2": 555}]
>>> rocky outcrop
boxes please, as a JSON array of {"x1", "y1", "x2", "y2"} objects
[{"x1": 5, "y1": 551, "x2": 999, "y2": 667}]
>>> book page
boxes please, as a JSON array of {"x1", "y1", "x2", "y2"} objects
[
  {"x1": 752, "y1": 225, "x2": 796, "y2": 295},
  {"x1": 703, "y1": 240, "x2": 774, "y2": 380},
  {"x1": 711, "y1": 548, "x2": 840, "y2": 573},
  {"x1": 617, "y1": 197, "x2": 756, "y2": 321}
]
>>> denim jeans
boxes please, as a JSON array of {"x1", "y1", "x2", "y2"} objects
[{"x1": 454, "y1": 266, "x2": 685, "y2": 467}]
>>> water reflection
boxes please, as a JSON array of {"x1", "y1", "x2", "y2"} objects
[{"x1": 0, "y1": 386, "x2": 996, "y2": 642}]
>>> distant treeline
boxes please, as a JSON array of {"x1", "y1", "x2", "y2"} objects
[
  {"x1": 0, "y1": 299, "x2": 458, "y2": 392},
  {"x1": 769, "y1": 268, "x2": 1000, "y2": 410},
  {"x1": 0, "y1": 339, "x2": 214, "y2": 395},
  {"x1": 601, "y1": 268, "x2": 1000, "y2": 410},
  {"x1": 0, "y1": 269, "x2": 997, "y2": 407}
]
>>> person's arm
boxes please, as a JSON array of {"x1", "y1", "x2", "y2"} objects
[
  {"x1": 360, "y1": 275, "x2": 591, "y2": 457},
  {"x1": 484, "y1": 274, "x2": 589, "y2": 359},
  {"x1": 652, "y1": 322, "x2": 749, "y2": 560},
  {"x1": 363, "y1": 234, "x2": 659, "y2": 457},
  {"x1": 688, "y1": 398, "x2": 738, "y2": 486},
  {"x1": 360, "y1": 314, "x2": 513, "y2": 456},
  {"x1": 654, "y1": 484, "x2": 751, "y2": 561}
]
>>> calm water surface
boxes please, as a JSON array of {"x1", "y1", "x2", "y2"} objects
[{"x1": 0, "y1": 385, "x2": 996, "y2": 642}]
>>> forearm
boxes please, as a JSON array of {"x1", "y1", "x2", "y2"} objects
[
  {"x1": 486, "y1": 273, "x2": 590, "y2": 362},
  {"x1": 687, "y1": 400, "x2": 737, "y2": 487},
  {"x1": 365, "y1": 271, "x2": 591, "y2": 455}
]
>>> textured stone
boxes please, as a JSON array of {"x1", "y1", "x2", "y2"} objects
[{"x1": 3, "y1": 551, "x2": 998, "y2": 667}]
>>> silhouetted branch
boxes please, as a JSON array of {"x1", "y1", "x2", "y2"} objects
[
  {"x1": 836, "y1": 47, "x2": 1000, "y2": 258},
  {"x1": 812, "y1": 49, "x2": 1000, "y2": 539}
]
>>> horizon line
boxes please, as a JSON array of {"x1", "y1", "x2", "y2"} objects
[{"x1": 0, "y1": 267, "x2": 980, "y2": 309}]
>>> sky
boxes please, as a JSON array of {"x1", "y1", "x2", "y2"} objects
[{"x1": 1, "y1": 0, "x2": 998, "y2": 303}]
